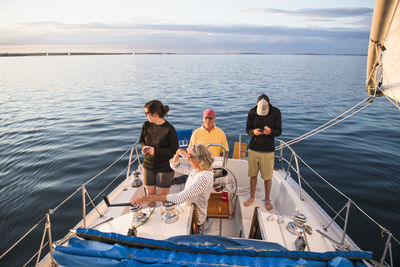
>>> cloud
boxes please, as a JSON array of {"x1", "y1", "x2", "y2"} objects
[
  {"x1": 20, "y1": 21, "x2": 369, "y2": 39},
  {"x1": 245, "y1": 7, "x2": 373, "y2": 28},
  {"x1": 245, "y1": 7, "x2": 373, "y2": 19},
  {"x1": 0, "y1": 21, "x2": 370, "y2": 54}
]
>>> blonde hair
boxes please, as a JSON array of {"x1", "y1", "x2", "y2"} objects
[{"x1": 191, "y1": 144, "x2": 214, "y2": 170}]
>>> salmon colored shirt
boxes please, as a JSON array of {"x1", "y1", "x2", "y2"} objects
[{"x1": 189, "y1": 124, "x2": 229, "y2": 157}]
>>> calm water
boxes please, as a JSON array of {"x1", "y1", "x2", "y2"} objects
[{"x1": 0, "y1": 55, "x2": 399, "y2": 265}]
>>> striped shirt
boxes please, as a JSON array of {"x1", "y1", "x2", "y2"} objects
[{"x1": 167, "y1": 160, "x2": 214, "y2": 225}]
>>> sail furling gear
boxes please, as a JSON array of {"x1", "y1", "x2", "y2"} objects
[{"x1": 366, "y1": 0, "x2": 400, "y2": 109}]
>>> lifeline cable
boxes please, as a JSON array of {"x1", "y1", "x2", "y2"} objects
[{"x1": 0, "y1": 145, "x2": 133, "y2": 261}]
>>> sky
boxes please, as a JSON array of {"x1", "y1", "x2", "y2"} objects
[{"x1": 0, "y1": 0, "x2": 375, "y2": 54}]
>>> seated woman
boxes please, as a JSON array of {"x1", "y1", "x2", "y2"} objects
[{"x1": 131, "y1": 144, "x2": 214, "y2": 231}]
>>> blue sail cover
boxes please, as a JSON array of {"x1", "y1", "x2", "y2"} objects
[
  {"x1": 53, "y1": 228, "x2": 372, "y2": 267},
  {"x1": 176, "y1": 129, "x2": 192, "y2": 149}
]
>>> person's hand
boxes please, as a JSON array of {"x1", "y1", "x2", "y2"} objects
[
  {"x1": 142, "y1": 146, "x2": 150, "y2": 154},
  {"x1": 254, "y1": 128, "x2": 263, "y2": 136},
  {"x1": 131, "y1": 195, "x2": 149, "y2": 206},
  {"x1": 263, "y1": 126, "x2": 271, "y2": 135},
  {"x1": 142, "y1": 146, "x2": 154, "y2": 155},
  {"x1": 176, "y1": 148, "x2": 190, "y2": 158},
  {"x1": 147, "y1": 147, "x2": 154, "y2": 155}
]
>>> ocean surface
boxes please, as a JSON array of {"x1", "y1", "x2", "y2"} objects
[{"x1": 0, "y1": 54, "x2": 399, "y2": 266}]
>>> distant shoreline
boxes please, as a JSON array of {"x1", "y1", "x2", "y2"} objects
[
  {"x1": 0, "y1": 52, "x2": 367, "y2": 57},
  {"x1": 0, "y1": 52, "x2": 134, "y2": 57}
]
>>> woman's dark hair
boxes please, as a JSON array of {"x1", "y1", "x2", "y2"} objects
[{"x1": 144, "y1": 100, "x2": 169, "y2": 118}]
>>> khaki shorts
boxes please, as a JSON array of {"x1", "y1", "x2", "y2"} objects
[{"x1": 248, "y1": 149, "x2": 274, "y2": 180}]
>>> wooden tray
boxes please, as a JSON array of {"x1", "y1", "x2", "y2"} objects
[{"x1": 206, "y1": 192, "x2": 231, "y2": 218}]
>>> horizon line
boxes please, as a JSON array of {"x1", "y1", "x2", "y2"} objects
[{"x1": 0, "y1": 52, "x2": 367, "y2": 57}]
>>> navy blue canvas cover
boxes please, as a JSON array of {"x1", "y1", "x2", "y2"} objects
[{"x1": 53, "y1": 228, "x2": 372, "y2": 266}]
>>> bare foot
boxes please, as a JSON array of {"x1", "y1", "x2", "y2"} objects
[
  {"x1": 265, "y1": 200, "x2": 273, "y2": 211},
  {"x1": 244, "y1": 198, "x2": 254, "y2": 207}
]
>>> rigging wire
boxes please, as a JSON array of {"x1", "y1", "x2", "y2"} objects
[
  {"x1": 277, "y1": 151, "x2": 400, "y2": 257},
  {"x1": 87, "y1": 165, "x2": 128, "y2": 206},
  {"x1": 82, "y1": 147, "x2": 131, "y2": 187},
  {"x1": 2, "y1": 138, "x2": 400, "y2": 264},
  {"x1": 88, "y1": 156, "x2": 140, "y2": 205},
  {"x1": 284, "y1": 145, "x2": 400, "y2": 247},
  {"x1": 276, "y1": 97, "x2": 374, "y2": 150},
  {"x1": 0, "y1": 146, "x2": 132, "y2": 261},
  {"x1": 299, "y1": 175, "x2": 345, "y2": 223},
  {"x1": 23, "y1": 241, "x2": 49, "y2": 267},
  {"x1": 0, "y1": 217, "x2": 46, "y2": 260},
  {"x1": 2, "y1": 127, "x2": 399, "y2": 264},
  {"x1": 51, "y1": 146, "x2": 132, "y2": 213},
  {"x1": 353, "y1": 201, "x2": 400, "y2": 246}
]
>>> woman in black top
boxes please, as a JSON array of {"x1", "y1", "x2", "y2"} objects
[{"x1": 140, "y1": 100, "x2": 179, "y2": 206}]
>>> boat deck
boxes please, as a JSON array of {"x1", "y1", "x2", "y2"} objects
[{"x1": 80, "y1": 159, "x2": 359, "y2": 255}]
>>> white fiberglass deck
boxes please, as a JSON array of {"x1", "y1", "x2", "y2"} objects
[{"x1": 80, "y1": 158, "x2": 358, "y2": 254}]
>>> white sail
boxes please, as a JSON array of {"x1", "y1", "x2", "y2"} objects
[{"x1": 366, "y1": 0, "x2": 400, "y2": 103}]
